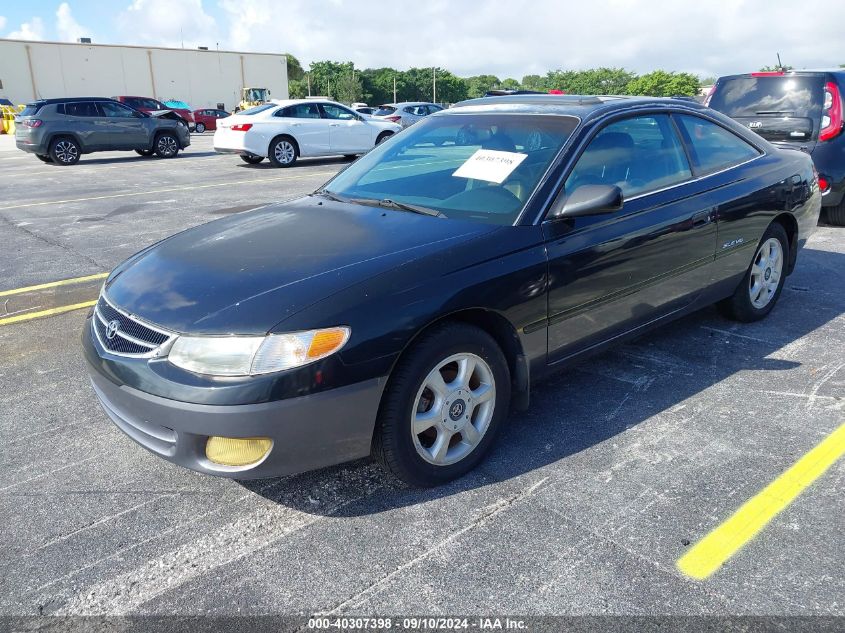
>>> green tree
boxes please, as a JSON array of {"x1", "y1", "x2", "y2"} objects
[
  {"x1": 361, "y1": 67, "x2": 403, "y2": 104},
  {"x1": 433, "y1": 69, "x2": 468, "y2": 104},
  {"x1": 500, "y1": 78, "x2": 521, "y2": 90},
  {"x1": 308, "y1": 60, "x2": 356, "y2": 98},
  {"x1": 464, "y1": 74, "x2": 501, "y2": 98},
  {"x1": 334, "y1": 72, "x2": 364, "y2": 104},
  {"x1": 547, "y1": 68, "x2": 634, "y2": 95},
  {"x1": 626, "y1": 70, "x2": 700, "y2": 96},
  {"x1": 286, "y1": 53, "x2": 305, "y2": 81},
  {"x1": 521, "y1": 74, "x2": 548, "y2": 92}
]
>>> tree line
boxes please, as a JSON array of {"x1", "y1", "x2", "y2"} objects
[{"x1": 286, "y1": 55, "x2": 703, "y2": 105}]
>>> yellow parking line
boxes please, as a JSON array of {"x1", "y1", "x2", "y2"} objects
[
  {"x1": 677, "y1": 421, "x2": 845, "y2": 580},
  {"x1": 0, "y1": 272, "x2": 108, "y2": 297},
  {"x1": 0, "y1": 171, "x2": 338, "y2": 211},
  {"x1": 0, "y1": 300, "x2": 97, "y2": 326}
]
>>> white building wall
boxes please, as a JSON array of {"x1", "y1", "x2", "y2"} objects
[{"x1": 0, "y1": 39, "x2": 288, "y2": 110}]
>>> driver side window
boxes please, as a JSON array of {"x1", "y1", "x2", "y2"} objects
[
  {"x1": 320, "y1": 104, "x2": 355, "y2": 120},
  {"x1": 565, "y1": 114, "x2": 692, "y2": 199}
]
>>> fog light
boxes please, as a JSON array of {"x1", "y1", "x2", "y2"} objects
[{"x1": 205, "y1": 436, "x2": 272, "y2": 466}]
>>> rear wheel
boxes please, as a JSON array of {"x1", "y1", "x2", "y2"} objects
[
  {"x1": 49, "y1": 137, "x2": 80, "y2": 165},
  {"x1": 135, "y1": 149, "x2": 154, "y2": 157},
  {"x1": 195, "y1": 122, "x2": 206, "y2": 134},
  {"x1": 373, "y1": 322, "x2": 511, "y2": 487},
  {"x1": 154, "y1": 133, "x2": 179, "y2": 158},
  {"x1": 240, "y1": 154, "x2": 264, "y2": 165},
  {"x1": 824, "y1": 199, "x2": 845, "y2": 226},
  {"x1": 718, "y1": 222, "x2": 788, "y2": 322},
  {"x1": 268, "y1": 137, "x2": 297, "y2": 167},
  {"x1": 376, "y1": 131, "x2": 393, "y2": 145},
  {"x1": 36, "y1": 154, "x2": 52, "y2": 163}
]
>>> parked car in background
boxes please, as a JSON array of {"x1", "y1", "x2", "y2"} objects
[
  {"x1": 707, "y1": 70, "x2": 845, "y2": 225},
  {"x1": 213, "y1": 99, "x2": 401, "y2": 167},
  {"x1": 86, "y1": 95, "x2": 819, "y2": 486},
  {"x1": 0, "y1": 98, "x2": 13, "y2": 106},
  {"x1": 15, "y1": 97, "x2": 190, "y2": 164},
  {"x1": 192, "y1": 108, "x2": 230, "y2": 133},
  {"x1": 162, "y1": 100, "x2": 197, "y2": 131},
  {"x1": 113, "y1": 96, "x2": 194, "y2": 131},
  {"x1": 371, "y1": 102, "x2": 444, "y2": 128},
  {"x1": 355, "y1": 106, "x2": 376, "y2": 116}
]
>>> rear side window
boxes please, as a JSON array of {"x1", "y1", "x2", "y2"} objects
[
  {"x1": 709, "y1": 76, "x2": 824, "y2": 119},
  {"x1": 99, "y1": 101, "x2": 136, "y2": 118},
  {"x1": 374, "y1": 105, "x2": 396, "y2": 116},
  {"x1": 239, "y1": 104, "x2": 276, "y2": 115},
  {"x1": 566, "y1": 114, "x2": 692, "y2": 198},
  {"x1": 277, "y1": 103, "x2": 321, "y2": 118},
  {"x1": 64, "y1": 102, "x2": 100, "y2": 117},
  {"x1": 675, "y1": 115, "x2": 760, "y2": 174}
]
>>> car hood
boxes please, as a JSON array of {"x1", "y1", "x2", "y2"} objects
[{"x1": 105, "y1": 197, "x2": 496, "y2": 334}]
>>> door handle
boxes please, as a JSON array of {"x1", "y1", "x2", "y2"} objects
[
  {"x1": 329, "y1": 123, "x2": 340, "y2": 127},
  {"x1": 290, "y1": 123, "x2": 301, "y2": 127},
  {"x1": 692, "y1": 209, "x2": 713, "y2": 227}
]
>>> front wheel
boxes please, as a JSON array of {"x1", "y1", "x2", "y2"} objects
[
  {"x1": 373, "y1": 322, "x2": 511, "y2": 487},
  {"x1": 154, "y1": 133, "x2": 180, "y2": 158},
  {"x1": 718, "y1": 222, "x2": 788, "y2": 322},
  {"x1": 240, "y1": 154, "x2": 264, "y2": 165},
  {"x1": 195, "y1": 122, "x2": 206, "y2": 134},
  {"x1": 268, "y1": 137, "x2": 297, "y2": 167}
]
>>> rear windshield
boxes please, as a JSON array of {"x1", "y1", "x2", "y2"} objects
[
  {"x1": 374, "y1": 105, "x2": 396, "y2": 116},
  {"x1": 239, "y1": 104, "x2": 276, "y2": 115},
  {"x1": 709, "y1": 76, "x2": 824, "y2": 119},
  {"x1": 20, "y1": 103, "x2": 44, "y2": 116}
]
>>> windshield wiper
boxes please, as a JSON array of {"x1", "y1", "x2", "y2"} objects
[
  {"x1": 377, "y1": 198, "x2": 446, "y2": 218},
  {"x1": 755, "y1": 110, "x2": 795, "y2": 116},
  {"x1": 312, "y1": 189, "x2": 347, "y2": 203}
]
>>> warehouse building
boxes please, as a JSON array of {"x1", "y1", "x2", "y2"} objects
[{"x1": 0, "y1": 38, "x2": 289, "y2": 110}]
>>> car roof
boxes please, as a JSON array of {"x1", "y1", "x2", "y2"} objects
[
  {"x1": 717, "y1": 70, "x2": 845, "y2": 80},
  {"x1": 26, "y1": 97, "x2": 121, "y2": 104},
  {"x1": 269, "y1": 98, "x2": 346, "y2": 107},
  {"x1": 448, "y1": 94, "x2": 711, "y2": 117}
]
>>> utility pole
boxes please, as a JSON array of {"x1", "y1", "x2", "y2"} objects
[
  {"x1": 393, "y1": 75, "x2": 397, "y2": 102},
  {"x1": 432, "y1": 67, "x2": 437, "y2": 104},
  {"x1": 307, "y1": 74, "x2": 311, "y2": 97}
]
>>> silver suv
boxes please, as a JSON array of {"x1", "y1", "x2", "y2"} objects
[{"x1": 15, "y1": 97, "x2": 191, "y2": 165}]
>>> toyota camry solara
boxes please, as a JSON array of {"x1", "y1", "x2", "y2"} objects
[{"x1": 84, "y1": 95, "x2": 821, "y2": 486}]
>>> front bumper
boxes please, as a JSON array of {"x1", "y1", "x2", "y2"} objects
[{"x1": 86, "y1": 358, "x2": 386, "y2": 479}]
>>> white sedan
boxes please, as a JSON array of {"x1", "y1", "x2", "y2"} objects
[{"x1": 213, "y1": 99, "x2": 402, "y2": 167}]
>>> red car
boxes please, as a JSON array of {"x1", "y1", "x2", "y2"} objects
[
  {"x1": 192, "y1": 108, "x2": 230, "y2": 133},
  {"x1": 113, "y1": 96, "x2": 195, "y2": 131}
]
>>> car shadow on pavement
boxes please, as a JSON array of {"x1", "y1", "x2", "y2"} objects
[
  {"x1": 239, "y1": 247, "x2": 845, "y2": 516},
  {"x1": 235, "y1": 156, "x2": 356, "y2": 169},
  {"x1": 53, "y1": 151, "x2": 220, "y2": 166}
]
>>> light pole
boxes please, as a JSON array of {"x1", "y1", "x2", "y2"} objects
[
  {"x1": 393, "y1": 75, "x2": 397, "y2": 102},
  {"x1": 432, "y1": 67, "x2": 437, "y2": 104}
]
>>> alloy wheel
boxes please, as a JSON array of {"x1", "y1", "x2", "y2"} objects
[
  {"x1": 274, "y1": 140, "x2": 296, "y2": 165},
  {"x1": 157, "y1": 135, "x2": 178, "y2": 157},
  {"x1": 411, "y1": 353, "x2": 496, "y2": 466},
  {"x1": 749, "y1": 237, "x2": 783, "y2": 309},
  {"x1": 54, "y1": 140, "x2": 78, "y2": 164}
]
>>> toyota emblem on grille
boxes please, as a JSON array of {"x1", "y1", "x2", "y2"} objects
[{"x1": 106, "y1": 319, "x2": 121, "y2": 340}]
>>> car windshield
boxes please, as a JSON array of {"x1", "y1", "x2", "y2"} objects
[
  {"x1": 239, "y1": 104, "x2": 276, "y2": 115},
  {"x1": 323, "y1": 113, "x2": 579, "y2": 225},
  {"x1": 709, "y1": 76, "x2": 824, "y2": 119}
]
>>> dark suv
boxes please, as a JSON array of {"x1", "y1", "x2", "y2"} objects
[
  {"x1": 707, "y1": 70, "x2": 845, "y2": 225},
  {"x1": 14, "y1": 97, "x2": 191, "y2": 165}
]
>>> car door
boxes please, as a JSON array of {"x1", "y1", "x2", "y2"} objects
[
  {"x1": 98, "y1": 101, "x2": 149, "y2": 149},
  {"x1": 63, "y1": 101, "x2": 111, "y2": 150},
  {"x1": 273, "y1": 103, "x2": 330, "y2": 156},
  {"x1": 543, "y1": 113, "x2": 718, "y2": 363},
  {"x1": 319, "y1": 103, "x2": 372, "y2": 153},
  {"x1": 402, "y1": 105, "x2": 425, "y2": 127}
]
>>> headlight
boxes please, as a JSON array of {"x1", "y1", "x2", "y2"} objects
[{"x1": 168, "y1": 327, "x2": 350, "y2": 376}]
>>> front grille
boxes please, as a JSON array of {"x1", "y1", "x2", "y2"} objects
[{"x1": 93, "y1": 295, "x2": 174, "y2": 357}]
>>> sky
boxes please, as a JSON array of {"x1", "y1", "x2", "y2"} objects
[{"x1": 2, "y1": 0, "x2": 845, "y2": 80}]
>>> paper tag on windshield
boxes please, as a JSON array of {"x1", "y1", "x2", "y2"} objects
[{"x1": 452, "y1": 149, "x2": 528, "y2": 184}]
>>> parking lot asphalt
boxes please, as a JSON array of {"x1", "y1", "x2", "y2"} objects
[{"x1": 0, "y1": 133, "x2": 843, "y2": 618}]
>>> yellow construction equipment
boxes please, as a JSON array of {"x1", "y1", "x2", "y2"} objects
[{"x1": 235, "y1": 87, "x2": 271, "y2": 112}]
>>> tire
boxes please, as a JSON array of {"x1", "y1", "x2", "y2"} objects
[
  {"x1": 135, "y1": 149, "x2": 154, "y2": 157},
  {"x1": 268, "y1": 136, "x2": 298, "y2": 167},
  {"x1": 373, "y1": 322, "x2": 511, "y2": 487},
  {"x1": 240, "y1": 154, "x2": 265, "y2": 165},
  {"x1": 36, "y1": 154, "x2": 52, "y2": 163},
  {"x1": 195, "y1": 122, "x2": 206, "y2": 134},
  {"x1": 376, "y1": 131, "x2": 393, "y2": 145},
  {"x1": 49, "y1": 137, "x2": 81, "y2": 165},
  {"x1": 154, "y1": 132, "x2": 180, "y2": 158},
  {"x1": 824, "y1": 199, "x2": 845, "y2": 226},
  {"x1": 344, "y1": 154, "x2": 358, "y2": 160},
  {"x1": 718, "y1": 222, "x2": 789, "y2": 322}
]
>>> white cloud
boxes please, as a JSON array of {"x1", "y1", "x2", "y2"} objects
[
  {"x1": 56, "y1": 3, "x2": 90, "y2": 42},
  {"x1": 218, "y1": 0, "x2": 845, "y2": 80},
  {"x1": 7, "y1": 16, "x2": 45, "y2": 41},
  {"x1": 117, "y1": 0, "x2": 217, "y2": 48}
]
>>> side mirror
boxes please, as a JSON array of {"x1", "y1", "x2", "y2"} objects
[{"x1": 551, "y1": 184, "x2": 623, "y2": 219}]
